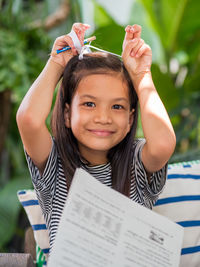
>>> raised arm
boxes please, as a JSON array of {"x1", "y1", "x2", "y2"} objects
[
  {"x1": 16, "y1": 23, "x2": 90, "y2": 173},
  {"x1": 122, "y1": 25, "x2": 176, "y2": 174}
]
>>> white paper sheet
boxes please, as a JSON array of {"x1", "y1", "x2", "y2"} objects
[{"x1": 48, "y1": 168, "x2": 184, "y2": 267}]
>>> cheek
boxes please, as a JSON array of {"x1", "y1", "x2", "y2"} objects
[
  {"x1": 120, "y1": 115, "x2": 133, "y2": 136},
  {"x1": 64, "y1": 106, "x2": 80, "y2": 129},
  {"x1": 70, "y1": 107, "x2": 89, "y2": 131},
  {"x1": 70, "y1": 110, "x2": 81, "y2": 130},
  {"x1": 124, "y1": 120, "x2": 131, "y2": 134},
  {"x1": 118, "y1": 113, "x2": 132, "y2": 128}
]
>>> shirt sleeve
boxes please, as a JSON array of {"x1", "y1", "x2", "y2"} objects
[
  {"x1": 133, "y1": 139, "x2": 167, "y2": 207},
  {"x1": 24, "y1": 137, "x2": 57, "y2": 215}
]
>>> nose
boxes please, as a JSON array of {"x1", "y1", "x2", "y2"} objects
[{"x1": 93, "y1": 108, "x2": 112, "y2": 124}]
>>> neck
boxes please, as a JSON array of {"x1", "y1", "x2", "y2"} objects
[{"x1": 80, "y1": 150, "x2": 108, "y2": 166}]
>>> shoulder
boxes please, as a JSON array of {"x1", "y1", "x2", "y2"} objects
[
  {"x1": 133, "y1": 138, "x2": 146, "y2": 153},
  {"x1": 24, "y1": 136, "x2": 60, "y2": 186},
  {"x1": 129, "y1": 140, "x2": 167, "y2": 209}
]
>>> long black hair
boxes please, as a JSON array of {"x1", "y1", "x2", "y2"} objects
[{"x1": 51, "y1": 53, "x2": 138, "y2": 196}]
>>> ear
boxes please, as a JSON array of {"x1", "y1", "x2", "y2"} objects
[
  {"x1": 64, "y1": 103, "x2": 71, "y2": 128},
  {"x1": 128, "y1": 108, "x2": 135, "y2": 130}
]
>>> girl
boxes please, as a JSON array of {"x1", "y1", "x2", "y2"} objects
[{"x1": 16, "y1": 23, "x2": 176, "y2": 252}]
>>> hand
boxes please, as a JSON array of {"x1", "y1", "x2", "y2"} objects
[
  {"x1": 50, "y1": 23, "x2": 90, "y2": 68},
  {"x1": 122, "y1": 25, "x2": 152, "y2": 77}
]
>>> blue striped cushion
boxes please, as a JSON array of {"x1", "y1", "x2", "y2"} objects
[
  {"x1": 17, "y1": 190, "x2": 49, "y2": 265},
  {"x1": 18, "y1": 160, "x2": 200, "y2": 267},
  {"x1": 153, "y1": 160, "x2": 200, "y2": 267}
]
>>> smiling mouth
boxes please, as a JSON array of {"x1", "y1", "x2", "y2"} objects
[{"x1": 88, "y1": 129, "x2": 115, "y2": 137}]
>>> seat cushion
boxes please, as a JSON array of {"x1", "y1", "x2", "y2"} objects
[
  {"x1": 18, "y1": 159, "x2": 200, "y2": 267},
  {"x1": 17, "y1": 190, "x2": 49, "y2": 266},
  {"x1": 153, "y1": 160, "x2": 200, "y2": 267}
]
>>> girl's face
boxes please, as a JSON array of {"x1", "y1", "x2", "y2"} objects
[{"x1": 65, "y1": 73, "x2": 134, "y2": 165}]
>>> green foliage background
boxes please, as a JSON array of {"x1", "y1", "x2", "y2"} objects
[{"x1": 0, "y1": 0, "x2": 200, "y2": 252}]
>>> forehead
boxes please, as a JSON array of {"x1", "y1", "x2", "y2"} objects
[{"x1": 75, "y1": 73, "x2": 129, "y2": 99}]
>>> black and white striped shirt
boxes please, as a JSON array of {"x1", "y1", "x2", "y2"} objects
[{"x1": 25, "y1": 138, "x2": 167, "y2": 252}]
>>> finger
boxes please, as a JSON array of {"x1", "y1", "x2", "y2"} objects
[
  {"x1": 131, "y1": 24, "x2": 142, "y2": 39},
  {"x1": 124, "y1": 24, "x2": 142, "y2": 41},
  {"x1": 62, "y1": 35, "x2": 77, "y2": 55},
  {"x1": 124, "y1": 25, "x2": 135, "y2": 41},
  {"x1": 135, "y1": 44, "x2": 151, "y2": 58},
  {"x1": 122, "y1": 39, "x2": 140, "y2": 59},
  {"x1": 55, "y1": 35, "x2": 75, "y2": 48},
  {"x1": 72, "y1": 22, "x2": 90, "y2": 31},
  {"x1": 72, "y1": 23, "x2": 90, "y2": 45},
  {"x1": 51, "y1": 35, "x2": 76, "y2": 56},
  {"x1": 130, "y1": 39, "x2": 144, "y2": 57}
]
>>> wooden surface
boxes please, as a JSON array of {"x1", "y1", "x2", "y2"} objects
[
  {"x1": 24, "y1": 227, "x2": 36, "y2": 261},
  {"x1": 0, "y1": 253, "x2": 35, "y2": 267}
]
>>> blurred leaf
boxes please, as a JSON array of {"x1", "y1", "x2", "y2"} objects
[
  {"x1": 129, "y1": 1, "x2": 165, "y2": 64},
  {"x1": 138, "y1": 0, "x2": 166, "y2": 44},
  {"x1": 175, "y1": 50, "x2": 189, "y2": 65},
  {"x1": 184, "y1": 61, "x2": 200, "y2": 93},
  {"x1": 90, "y1": 0, "x2": 124, "y2": 54},
  {"x1": 0, "y1": 175, "x2": 32, "y2": 248},
  {"x1": 92, "y1": 23, "x2": 125, "y2": 55},
  {"x1": 151, "y1": 64, "x2": 180, "y2": 110},
  {"x1": 92, "y1": 0, "x2": 115, "y2": 27},
  {"x1": 140, "y1": 0, "x2": 200, "y2": 55},
  {"x1": 138, "y1": 0, "x2": 200, "y2": 155},
  {"x1": 12, "y1": 0, "x2": 23, "y2": 15},
  {"x1": 176, "y1": 2, "x2": 200, "y2": 51},
  {"x1": 170, "y1": 148, "x2": 200, "y2": 163},
  {"x1": 0, "y1": 0, "x2": 51, "y2": 251},
  {"x1": 0, "y1": 27, "x2": 50, "y2": 96}
]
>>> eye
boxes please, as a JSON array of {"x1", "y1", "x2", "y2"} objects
[
  {"x1": 83, "y1": 102, "x2": 95, "y2": 107},
  {"x1": 112, "y1": 104, "x2": 124, "y2": 110}
]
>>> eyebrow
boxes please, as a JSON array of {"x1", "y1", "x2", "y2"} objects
[{"x1": 80, "y1": 94, "x2": 129, "y2": 103}]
